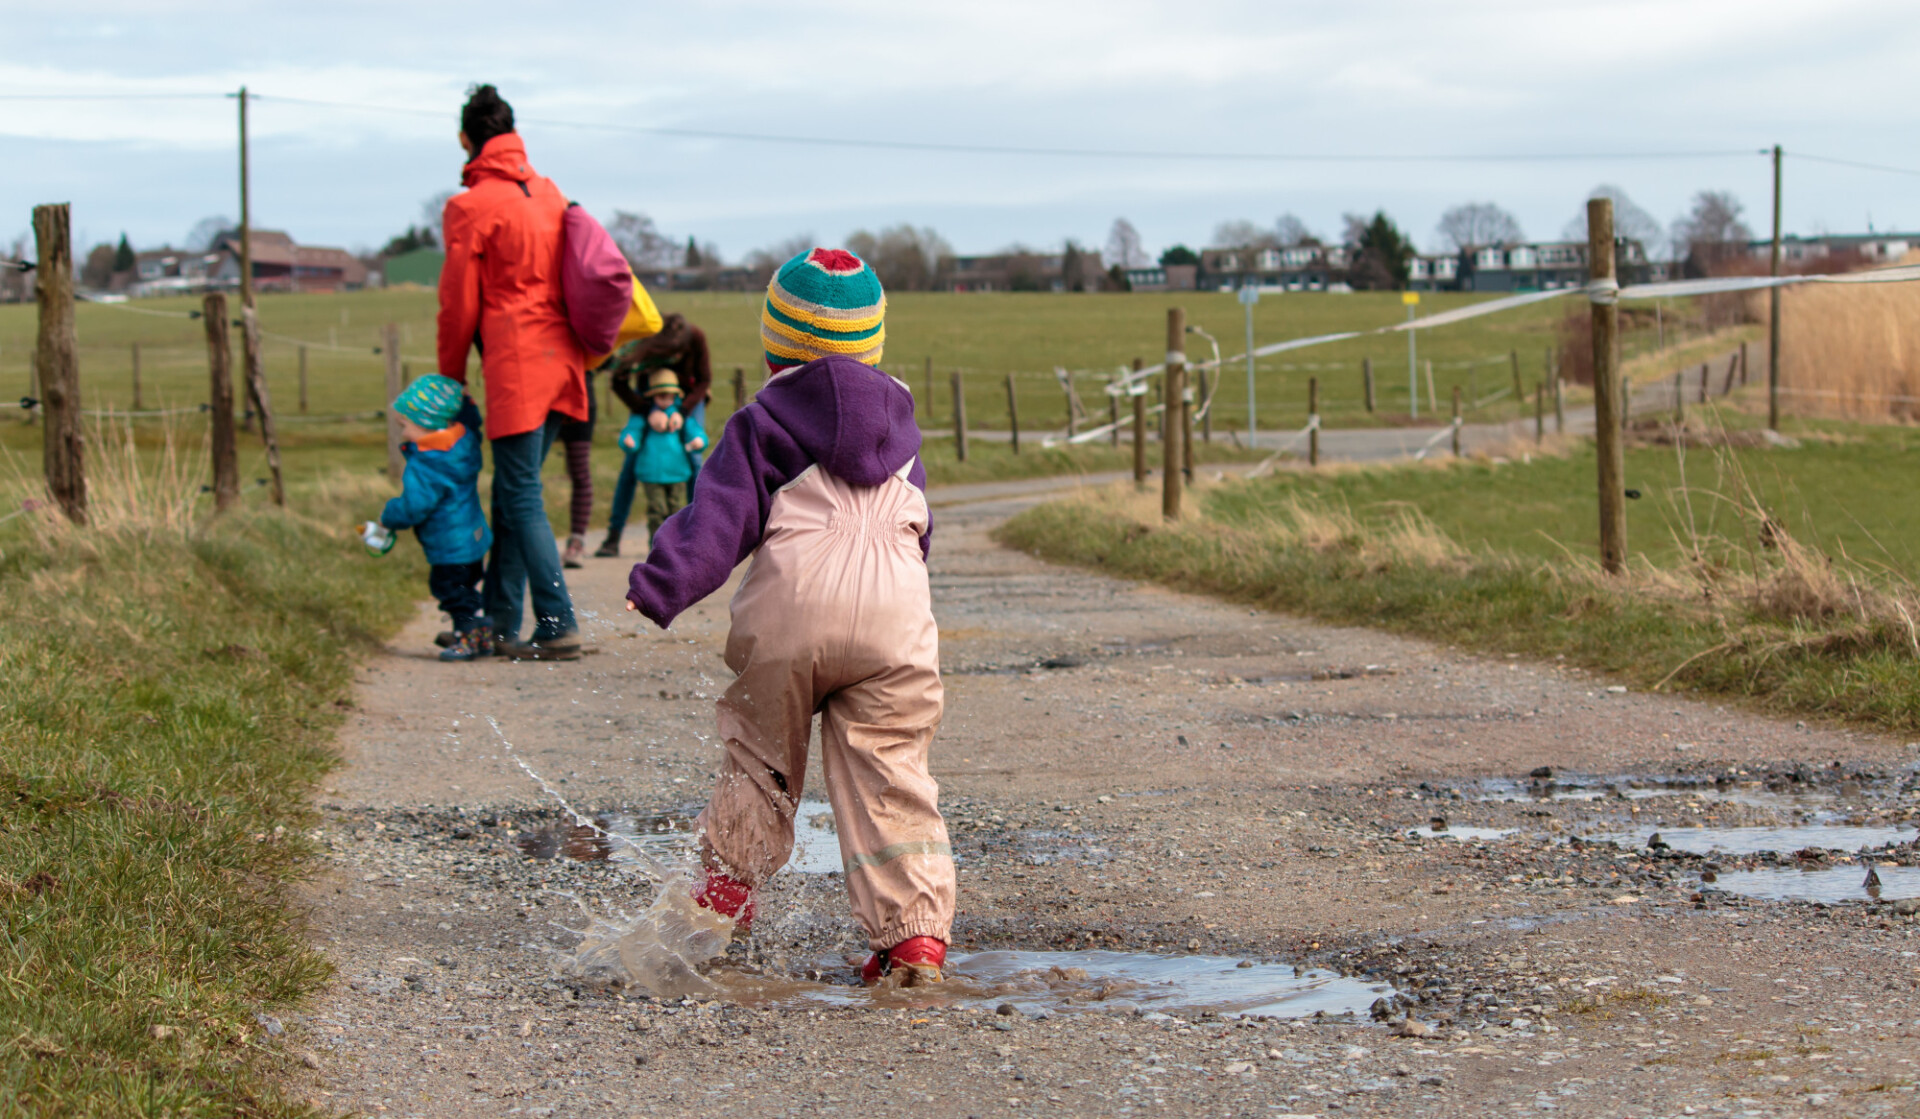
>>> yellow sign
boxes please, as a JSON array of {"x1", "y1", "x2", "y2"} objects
[{"x1": 1402, "y1": 291, "x2": 1421, "y2": 305}]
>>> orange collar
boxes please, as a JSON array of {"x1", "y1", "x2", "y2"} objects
[{"x1": 413, "y1": 422, "x2": 464, "y2": 452}]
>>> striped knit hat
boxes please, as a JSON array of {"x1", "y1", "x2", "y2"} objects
[
  {"x1": 761, "y1": 248, "x2": 885, "y2": 374},
  {"x1": 392, "y1": 373, "x2": 464, "y2": 431}
]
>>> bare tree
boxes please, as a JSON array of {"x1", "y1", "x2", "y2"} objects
[
  {"x1": 1671, "y1": 190, "x2": 1753, "y2": 275},
  {"x1": 1105, "y1": 218, "x2": 1146, "y2": 269},
  {"x1": 608, "y1": 211, "x2": 677, "y2": 272},
  {"x1": 1274, "y1": 213, "x2": 1319, "y2": 246},
  {"x1": 842, "y1": 225, "x2": 952, "y2": 291},
  {"x1": 421, "y1": 190, "x2": 457, "y2": 246},
  {"x1": 1563, "y1": 186, "x2": 1665, "y2": 258},
  {"x1": 1212, "y1": 220, "x2": 1280, "y2": 249},
  {"x1": 185, "y1": 215, "x2": 233, "y2": 253},
  {"x1": 1436, "y1": 202, "x2": 1524, "y2": 251},
  {"x1": 744, "y1": 233, "x2": 819, "y2": 286}
]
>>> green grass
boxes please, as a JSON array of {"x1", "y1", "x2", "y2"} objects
[
  {"x1": 0, "y1": 287, "x2": 1728, "y2": 442},
  {"x1": 0, "y1": 469, "x2": 422, "y2": 1116},
  {"x1": 996, "y1": 417, "x2": 1920, "y2": 733}
]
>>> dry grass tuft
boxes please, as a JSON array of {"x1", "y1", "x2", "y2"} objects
[{"x1": 1745, "y1": 261, "x2": 1920, "y2": 422}]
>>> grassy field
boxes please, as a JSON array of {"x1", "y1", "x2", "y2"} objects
[
  {"x1": 0, "y1": 287, "x2": 1720, "y2": 440},
  {"x1": 0, "y1": 438, "x2": 421, "y2": 1116},
  {"x1": 998, "y1": 411, "x2": 1920, "y2": 732}
]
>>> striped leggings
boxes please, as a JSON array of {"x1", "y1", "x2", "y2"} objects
[{"x1": 564, "y1": 439, "x2": 592, "y2": 536}]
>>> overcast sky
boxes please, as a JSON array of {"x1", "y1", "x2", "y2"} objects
[{"x1": 4, "y1": 1, "x2": 1918, "y2": 262}]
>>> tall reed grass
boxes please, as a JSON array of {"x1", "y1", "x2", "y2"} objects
[{"x1": 1749, "y1": 269, "x2": 1920, "y2": 422}]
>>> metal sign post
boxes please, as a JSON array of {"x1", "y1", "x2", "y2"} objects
[
  {"x1": 1238, "y1": 284, "x2": 1260, "y2": 441},
  {"x1": 1403, "y1": 290, "x2": 1421, "y2": 419}
]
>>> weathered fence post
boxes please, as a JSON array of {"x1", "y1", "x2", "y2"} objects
[
  {"x1": 1739, "y1": 340, "x2": 1749, "y2": 386},
  {"x1": 34, "y1": 203, "x2": 85, "y2": 523},
  {"x1": 1198, "y1": 368, "x2": 1211, "y2": 443},
  {"x1": 383, "y1": 323, "x2": 404, "y2": 482},
  {"x1": 297, "y1": 344, "x2": 308, "y2": 414},
  {"x1": 1424, "y1": 359, "x2": 1437, "y2": 416},
  {"x1": 1131, "y1": 358, "x2": 1146, "y2": 486},
  {"x1": 1722, "y1": 353, "x2": 1738, "y2": 396},
  {"x1": 1063, "y1": 369, "x2": 1077, "y2": 440},
  {"x1": 1698, "y1": 361, "x2": 1709, "y2": 404},
  {"x1": 950, "y1": 370, "x2": 967, "y2": 463},
  {"x1": 1587, "y1": 196, "x2": 1626, "y2": 575},
  {"x1": 203, "y1": 292, "x2": 239, "y2": 512},
  {"x1": 131, "y1": 342, "x2": 142, "y2": 413},
  {"x1": 1162, "y1": 308, "x2": 1185, "y2": 521},
  {"x1": 1451, "y1": 385, "x2": 1462, "y2": 457},
  {"x1": 732, "y1": 366, "x2": 745, "y2": 411},
  {"x1": 240, "y1": 305, "x2": 285, "y2": 505},
  {"x1": 1510, "y1": 349, "x2": 1522, "y2": 403},
  {"x1": 1363, "y1": 356, "x2": 1375, "y2": 413},
  {"x1": 1181, "y1": 375, "x2": 1194, "y2": 482},
  {"x1": 1005, "y1": 372, "x2": 1020, "y2": 454},
  {"x1": 1308, "y1": 376, "x2": 1320, "y2": 467},
  {"x1": 1535, "y1": 380, "x2": 1545, "y2": 444},
  {"x1": 1673, "y1": 371, "x2": 1685, "y2": 424},
  {"x1": 1109, "y1": 391, "x2": 1119, "y2": 448}
]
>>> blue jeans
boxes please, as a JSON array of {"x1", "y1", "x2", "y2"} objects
[
  {"x1": 607, "y1": 399, "x2": 706, "y2": 538},
  {"x1": 485, "y1": 414, "x2": 576, "y2": 641}
]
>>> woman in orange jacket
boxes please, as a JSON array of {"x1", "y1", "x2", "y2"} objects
[{"x1": 436, "y1": 84, "x2": 585, "y2": 659}]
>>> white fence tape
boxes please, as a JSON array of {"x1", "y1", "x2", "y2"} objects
[
  {"x1": 1243, "y1": 415, "x2": 1322, "y2": 479},
  {"x1": 1412, "y1": 417, "x2": 1464, "y2": 460}
]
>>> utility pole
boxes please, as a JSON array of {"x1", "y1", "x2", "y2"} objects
[
  {"x1": 1768, "y1": 143, "x2": 1783, "y2": 432},
  {"x1": 1588, "y1": 197, "x2": 1626, "y2": 575},
  {"x1": 234, "y1": 87, "x2": 253, "y2": 313}
]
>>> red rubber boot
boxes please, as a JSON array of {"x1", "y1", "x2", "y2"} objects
[
  {"x1": 692, "y1": 869, "x2": 754, "y2": 931},
  {"x1": 861, "y1": 935, "x2": 947, "y2": 987}
]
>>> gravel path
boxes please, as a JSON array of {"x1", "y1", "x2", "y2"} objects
[{"x1": 292, "y1": 476, "x2": 1920, "y2": 1118}]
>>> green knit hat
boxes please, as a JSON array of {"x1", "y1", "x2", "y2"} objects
[
  {"x1": 392, "y1": 374, "x2": 464, "y2": 430},
  {"x1": 760, "y1": 248, "x2": 885, "y2": 373}
]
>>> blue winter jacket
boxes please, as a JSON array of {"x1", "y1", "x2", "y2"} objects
[
  {"x1": 618, "y1": 403, "x2": 706, "y2": 485},
  {"x1": 380, "y1": 397, "x2": 492, "y2": 564}
]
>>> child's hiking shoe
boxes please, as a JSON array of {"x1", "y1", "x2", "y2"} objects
[
  {"x1": 496, "y1": 632, "x2": 583, "y2": 661},
  {"x1": 593, "y1": 531, "x2": 621, "y2": 558},
  {"x1": 439, "y1": 626, "x2": 493, "y2": 662},
  {"x1": 692, "y1": 869, "x2": 754, "y2": 931},
  {"x1": 861, "y1": 935, "x2": 947, "y2": 987},
  {"x1": 563, "y1": 533, "x2": 586, "y2": 569}
]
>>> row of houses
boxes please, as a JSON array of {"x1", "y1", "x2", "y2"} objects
[
  {"x1": 1191, "y1": 240, "x2": 1667, "y2": 294},
  {"x1": 117, "y1": 230, "x2": 370, "y2": 297}
]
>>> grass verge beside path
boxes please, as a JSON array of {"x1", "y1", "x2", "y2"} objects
[
  {"x1": 997, "y1": 429, "x2": 1920, "y2": 734},
  {"x1": 0, "y1": 471, "x2": 421, "y2": 1115}
]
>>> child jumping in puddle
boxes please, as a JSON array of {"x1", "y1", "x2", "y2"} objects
[
  {"x1": 625, "y1": 248, "x2": 951, "y2": 986},
  {"x1": 615, "y1": 369, "x2": 706, "y2": 548},
  {"x1": 377, "y1": 374, "x2": 493, "y2": 662}
]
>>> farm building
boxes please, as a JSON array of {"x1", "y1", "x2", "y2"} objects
[{"x1": 210, "y1": 231, "x2": 370, "y2": 293}]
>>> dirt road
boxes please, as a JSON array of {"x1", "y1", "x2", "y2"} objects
[{"x1": 295, "y1": 476, "x2": 1920, "y2": 1118}]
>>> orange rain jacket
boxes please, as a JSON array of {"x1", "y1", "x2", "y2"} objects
[{"x1": 436, "y1": 133, "x2": 588, "y2": 438}]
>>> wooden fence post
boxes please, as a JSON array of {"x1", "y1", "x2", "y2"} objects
[
  {"x1": 1587, "y1": 196, "x2": 1626, "y2": 575},
  {"x1": 1509, "y1": 348, "x2": 1522, "y2": 403},
  {"x1": 732, "y1": 366, "x2": 745, "y2": 411},
  {"x1": 384, "y1": 323, "x2": 404, "y2": 482},
  {"x1": 1673, "y1": 371, "x2": 1685, "y2": 424},
  {"x1": 1308, "y1": 376, "x2": 1320, "y2": 467},
  {"x1": 1554, "y1": 367, "x2": 1565, "y2": 434},
  {"x1": 1005, "y1": 372, "x2": 1020, "y2": 454},
  {"x1": 33, "y1": 203, "x2": 85, "y2": 524},
  {"x1": 1451, "y1": 385, "x2": 1462, "y2": 457},
  {"x1": 240, "y1": 305, "x2": 285, "y2": 506},
  {"x1": 203, "y1": 292, "x2": 238, "y2": 512},
  {"x1": 131, "y1": 342, "x2": 142, "y2": 412},
  {"x1": 1109, "y1": 391, "x2": 1120, "y2": 448},
  {"x1": 1739, "y1": 340, "x2": 1749, "y2": 385},
  {"x1": 1424, "y1": 359, "x2": 1437, "y2": 416},
  {"x1": 1363, "y1": 356, "x2": 1375, "y2": 413},
  {"x1": 297, "y1": 344, "x2": 308, "y2": 414},
  {"x1": 1535, "y1": 380, "x2": 1545, "y2": 444},
  {"x1": 1699, "y1": 361, "x2": 1709, "y2": 404},
  {"x1": 1063, "y1": 369, "x2": 1077, "y2": 439},
  {"x1": 1163, "y1": 308, "x2": 1185, "y2": 521},
  {"x1": 1131, "y1": 358, "x2": 1146, "y2": 485},
  {"x1": 951, "y1": 370, "x2": 967, "y2": 463},
  {"x1": 1181, "y1": 374, "x2": 1194, "y2": 482},
  {"x1": 1722, "y1": 353, "x2": 1738, "y2": 396}
]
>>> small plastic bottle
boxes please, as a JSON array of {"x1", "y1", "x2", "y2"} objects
[{"x1": 357, "y1": 521, "x2": 396, "y2": 557}]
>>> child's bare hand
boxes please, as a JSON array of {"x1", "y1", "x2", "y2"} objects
[
  {"x1": 684, "y1": 437, "x2": 705, "y2": 452},
  {"x1": 648, "y1": 411, "x2": 670, "y2": 433},
  {"x1": 667, "y1": 413, "x2": 685, "y2": 432},
  {"x1": 624, "y1": 599, "x2": 637, "y2": 612}
]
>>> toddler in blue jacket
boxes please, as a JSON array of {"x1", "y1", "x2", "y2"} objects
[
  {"x1": 379, "y1": 374, "x2": 494, "y2": 662},
  {"x1": 616, "y1": 370, "x2": 707, "y2": 543}
]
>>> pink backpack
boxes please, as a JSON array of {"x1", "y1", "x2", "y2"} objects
[{"x1": 560, "y1": 203, "x2": 635, "y2": 355}]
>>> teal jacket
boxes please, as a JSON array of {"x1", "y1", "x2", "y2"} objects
[
  {"x1": 619, "y1": 403, "x2": 706, "y2": 485},
  {"x1": 380, "y1": 398, "x2": 492, "y2": 564}
]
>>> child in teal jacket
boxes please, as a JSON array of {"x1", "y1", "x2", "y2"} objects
[
  {"x1": 617, "y1": 369, "x2": 707, "y2": 542},
  {"x1": 378, "y1": 374, "x2": 493, "y2": 662}
]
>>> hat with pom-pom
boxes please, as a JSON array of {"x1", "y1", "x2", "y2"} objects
[{"x1": 760, "y1": 248, "x2": 885, "y2": 374}]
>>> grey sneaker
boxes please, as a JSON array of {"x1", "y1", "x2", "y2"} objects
[{"x1": 497, "y1": 632, "x2": 583, "y2": 662}]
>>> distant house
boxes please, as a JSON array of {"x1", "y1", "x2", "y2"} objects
[
  {"x1": 1746, "y1": 232, "x2": 1918, "y2": 268},
  {"x1": 127, "y1": 248, "x2": 224, "y2": 297},
  {"x1": 383, "y1": 247, "x2": 444, "y2": 288},
  {"x1": 1199, "y1": 245, "x2": 1346, "y2": 292},
  {"x1": 1456, "y1": 240, "x2": 1659, "y2": 292},
  {"x1": 944, "y1": 251, "x2": 1107, "y2": 293},
  {"x1": 212, "y1": 230, "x2": 369, "y2": 293}
]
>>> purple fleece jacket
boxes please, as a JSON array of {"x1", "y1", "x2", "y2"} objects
[{"x1": 626, "y1": 355, "x2": 929, "y2": 627}]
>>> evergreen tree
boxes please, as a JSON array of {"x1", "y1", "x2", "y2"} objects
[{"x1": 112, "y1": 233, "x2": 135, "y2": 273}]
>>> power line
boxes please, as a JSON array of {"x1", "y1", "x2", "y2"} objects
[
  {"x1": 0, "y1": 92, "x2": 223, "y2": 101},
  {"x1": 1787, "y1": 152, "x2": 1920, "y2": 177}
]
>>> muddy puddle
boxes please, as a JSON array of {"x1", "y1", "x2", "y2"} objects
[
  {"x1": 1408, "y1": 824, "x2": 1518, "y2": 842},
  {"x1": 1605, "y1": 823, "x2": 1919, "y2": 857},
  {"x1": 515, "y1": 801, "x2": 843, "y2": 876},
  {"x1": 1709, "y1": 866, "x2": 1920, "y2": 904},
  {"x1": 1480, "y1": 773, "x2": 1854, "y2": 809}
]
